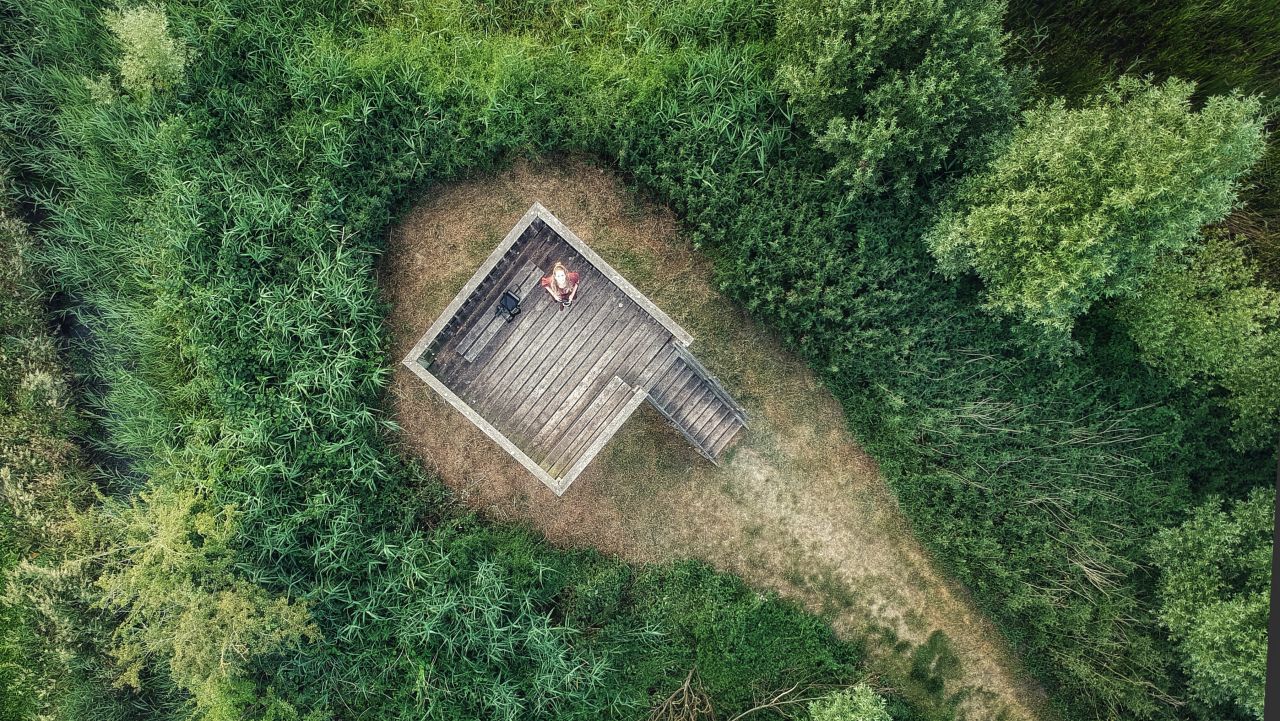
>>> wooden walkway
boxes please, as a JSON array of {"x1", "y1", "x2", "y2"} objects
[{"x1": 403, "y1": 204, "x2": 745, "y2": 495}]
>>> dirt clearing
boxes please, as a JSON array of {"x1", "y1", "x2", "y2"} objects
[{"x1": 382, "y1": 156, "x2": 1050, "y2": 721}]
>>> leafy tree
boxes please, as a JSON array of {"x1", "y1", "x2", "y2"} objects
[
  {"x1": 104, "y1": 4, "x2": 192, "y2": 100},
  {"x1": 927, "y1": 77, "x2": 1267, "y2": 354},
  {"x1": 1118, "y1": 232, "x2": 1280, "y2": 449},
  {"x1": 807, "y1": 684, "x2": 891, "y2": 721},
  {"x1": 776, "y1": 0, "x2": 1019, "y2": 201},
  {"x1": 1150, "y1": 487, "x2": 1273, "y2": 719},
  {"x1": 1221, "y1": 331, "x2": 1280, "y2": 451},
  {"x1": 95, "y1": 474, "x2": 318, "y2": 721},
  {"x1": 1118, "y1": 232, "x2": 1278, "y2": 385}
]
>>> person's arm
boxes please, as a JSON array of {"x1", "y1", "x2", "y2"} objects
[
  {"x1": 567, "y1": 282, "x2": 578, "y2": 303},
  {"x1": 541, "y1": 277, "x2": 562, "y2": 301}
]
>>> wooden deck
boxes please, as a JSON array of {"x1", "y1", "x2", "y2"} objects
[{"x1": 403, "y1": 204, "x2": 745, "y2": 495}]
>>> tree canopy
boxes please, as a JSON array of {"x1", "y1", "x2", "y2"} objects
[
  {"x1": 1118, "y1": 232, "x2": 1280, "y2": 448},
  {"x1": 927, "y1": 77, "x2": 1267, "y2": 354}
]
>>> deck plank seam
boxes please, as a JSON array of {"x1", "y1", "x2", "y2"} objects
[
  {"x1": 518, "y1": 300, "x2": 649, "y2": 436},
  {"x1": 532, "y1": 321, "x2": 665, "y2": 455},
  {"x1": 473, "y1": 282, "x2": 627, "y2": 414}
]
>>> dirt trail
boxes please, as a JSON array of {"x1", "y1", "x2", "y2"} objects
[{"x1": 382, "y1": 156, "x2": 1051, "y2": 721}]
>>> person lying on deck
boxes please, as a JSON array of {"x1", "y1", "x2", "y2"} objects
[{"x1": 541, "y1": 261, "x2": 580, "y2": 311}]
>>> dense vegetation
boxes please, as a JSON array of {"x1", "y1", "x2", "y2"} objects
[
  {"x1": 927, "y1": 77, "x2": 1265, "y2": 355},
  {"x1": 0, "y1": 1, "x2": 1274, "y2": 721},
  {"x1": 0, "y1": 1, "x2": 918, "y2": 720},
  {"x1": 1151, "y1": 488, "x2": 1274, "y2": 720},
  {"x1": 1004, "y1": 0, "x2": 1280, "y2": 290},
  {"x1": 0, "y1": 185, "x2": 899, "y2": 720},
  {"x1": 0, "y1": 198, "x2": 121, "y2": 719}
]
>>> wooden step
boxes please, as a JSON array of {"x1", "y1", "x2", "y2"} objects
[
  {"x1": 673, "y1": 386, "x2": 715, "y2": 430},
  {"x1": 707, "y1": 416, "x2": 745, "y2": 458},
  {"x1": 674, "y1": 345, "x2": 746, "y2": 419},
  {"x1": 689, "y1": 404, "x2": 732, "y2": 447},
  {"x1": 649, "y1": 359, "x2": 693, "y2": 403},
  {"x1": 692, "y1": 390, "x2": 727, "y2": 439},
  {"x1": 701, "y1": 409, "x2": 740, "y2": 450},
  {"x1": 642, "y1": 354, "x2": 746, "y2": 462},
  {"x1": 666, "y1": 369, "x2": 702, "y2": 412}
]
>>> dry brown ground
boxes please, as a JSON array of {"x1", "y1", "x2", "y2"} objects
[{"x1": 381, "y1": 155, "x2": 1051, "y2": 721}]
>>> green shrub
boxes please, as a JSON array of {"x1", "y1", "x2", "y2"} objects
[
  {"x1": 1118, "y1": 232, "x2": 1280, "y2": 448},
  {"x1": 808, "y1": 685, "x2": 891, "y2": 721},
  {"x1": 1150, "y1": 488, "x2": 1274, "y2": 720},
  {"x1": 1119, "y1": 233, "x2": 1278, "y2": 386},
  {"x1": 104, "y1": 4, "x2": 192, "y2": 100},
  {"x1": 0, "y1": 201, "x2": 126, "y2": 720},
  {"x1": 95, "y1": 477, "x2": 319, "y2": 721},
  {"x1": 560, "y1": 558, "x2": 876, "y2": 717},
  {"x1": 1220, "y1": 332, "x2": 1280, "y2": 453},
  {"x1": 776, "y1": 0, "x2": 1019, "y2": 201}
]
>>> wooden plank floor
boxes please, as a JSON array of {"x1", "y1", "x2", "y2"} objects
[{"x1": 427, "y1": 226, "x2": 678, "y2": 476}]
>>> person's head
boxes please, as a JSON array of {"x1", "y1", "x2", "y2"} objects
[{"x1": 552, "y1": 262, "x2": 568, "y2": 287}]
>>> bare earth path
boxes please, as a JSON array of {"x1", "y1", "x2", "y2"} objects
[{"x1": 382, "y1": 156, "x2": 1051, "y2": 721}]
